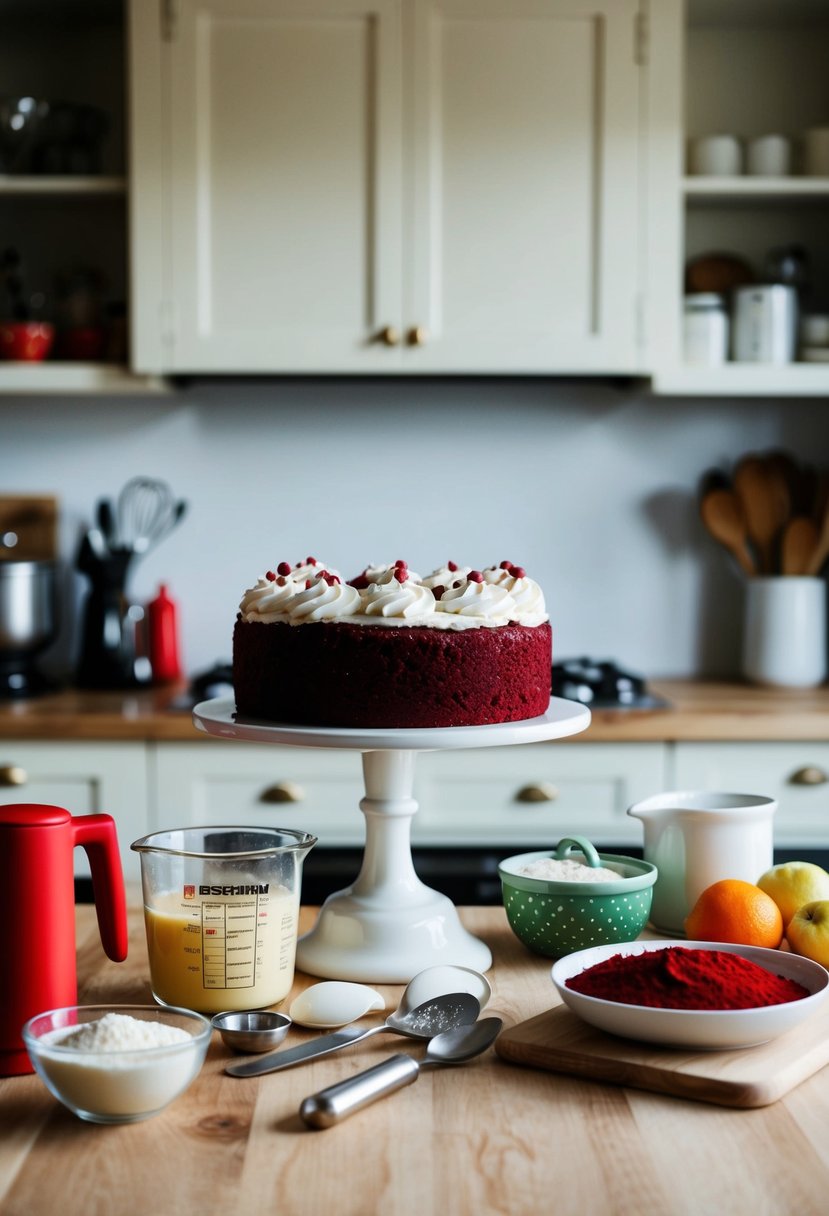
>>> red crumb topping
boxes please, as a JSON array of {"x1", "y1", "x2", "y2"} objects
[
  {"x1": 277, "y1": 562, "x2": 291, "y2": 576},
  {"x1": 265, "y1": 570, "x2": 276, "y2": 581}
]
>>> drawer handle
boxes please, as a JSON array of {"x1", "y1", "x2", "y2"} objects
[
  {"x1": 259, "y1": 781, "x2": 306, "y2": 805},
  {"x1": 0, "y1": 764, "x2": 27, "y2": 787},
  {"x1": 788, "y1": 765, "x2": 828, "y2": 787},
  {"x1": 377, "y1": 325, "x2": 400, "y2": 347},
  {"x1": 515, "y1": 782, "x2": 559, "y2": 804}
]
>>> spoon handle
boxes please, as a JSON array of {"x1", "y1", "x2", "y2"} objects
[
  {"x1": 300, "y1": 1054, "x2": 420, "y2": 1128},
  {"x1": 225, "y1": 1022, "x2": 379, "y2": 1077}
]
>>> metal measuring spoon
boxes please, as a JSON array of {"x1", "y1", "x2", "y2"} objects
[
  {"x1": 300, "y1": 1016, "x2": 503, "y2": 1128},
  {"x1": 224, "y1": 991, "x2": 480, "y2": 1077}
]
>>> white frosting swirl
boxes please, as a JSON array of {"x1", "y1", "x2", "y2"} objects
[
  {"x1": 239, "y1": 575, "x2": 297, "y2": 622},
  {"x1": 289, "y1": 576, "x2": 362, "y2": 621},
  {"x1": 362, "y1": 570, "x2": 437, "y2": 619},
  {"x1": 420, "y1": 563, "x2": 471, "y2": 589},
  {"x1": 483, "y1": 565, "x2": 546, "y2": 617},
  {"x1": 438, "y1": 579, "x2": 517, "y2": 621}
]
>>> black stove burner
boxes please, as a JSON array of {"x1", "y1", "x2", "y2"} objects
[{"x1": 551, "y1": 658, "x2": 669, "y2": 710}]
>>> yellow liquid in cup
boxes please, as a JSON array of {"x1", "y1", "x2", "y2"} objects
[{"x1": 143, "y1": 887, "x2": 299, "y2": 1014}]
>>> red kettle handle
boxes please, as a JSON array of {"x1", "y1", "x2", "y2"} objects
[{"x1": 72, "y1": 815, "x2": 129, "y2": 962}]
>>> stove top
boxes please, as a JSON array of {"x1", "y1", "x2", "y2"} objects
[{"x1": 551, "y1": 658, "x2": 669, "y2": 710}]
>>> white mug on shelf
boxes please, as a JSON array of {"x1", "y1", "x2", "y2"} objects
[
  {"x1": 688, "y1": 134, "x2": 742, "y2": 177},
  {"x1": 746, "y1": 134, "x2": 791, "y2": 176},
  {"x1": 742, "y1": 577, "x2": 827, "y2": 689}
]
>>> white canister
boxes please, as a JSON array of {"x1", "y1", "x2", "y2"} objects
[
  {"x1": 688, "y1": 134, "x2": 742, "y2": 177},
  {"x1": 731, "y1": 285, "x2": 798, "y2": 363},
  {"x1": 683, "y1": 294, "x2": 729, "y2": 365},
  {"x1": 627, "y1": 791, "x2": 777, "y2": 936},
  {"x1": 743, "y1": 577, "x2": 827, "y2": 689},
  {"x1": 746, "y1": 134, "x2": 791, "y2": 177}
]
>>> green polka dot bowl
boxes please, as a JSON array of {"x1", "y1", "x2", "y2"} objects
[{"x1": 499, "y1": 835, "x2": 657, "y2": 959}]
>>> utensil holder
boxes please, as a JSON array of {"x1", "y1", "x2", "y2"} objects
[{"x1": 742, "y1": 577, "x2": 827, "y2": 688}]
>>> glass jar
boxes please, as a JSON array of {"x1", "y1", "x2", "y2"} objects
[{"x1": 683, "y1": 293, "x2": 729, "y2": 366}]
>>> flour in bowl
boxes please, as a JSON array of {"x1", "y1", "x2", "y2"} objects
[
  {"x1": 52, "y1": 1012, "x2": 190, "y2": 1052},
  {"x1": 519, "y1": 858, "x2": 622, "y2": 882}
]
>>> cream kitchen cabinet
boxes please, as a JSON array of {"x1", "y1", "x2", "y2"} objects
[
  {"x1": 149, "y1": 739, "x2": 667, "y2": 851},
  {"x1": 130, "y1": 0, "x2": 644, "y2": 374},
  {"x1": 0, "y1": 742, "x2": 148, "y2": 883},
  {"x1": 672, "y1": 742, "x2": 829, "y2": 849}
]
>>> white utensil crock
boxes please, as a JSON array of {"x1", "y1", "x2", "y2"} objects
[
  {"x1": 627, "y1": 791, "x2": 777, "y2": 935},
  {"x1": 742, "y1": 577, "x2": 827, "y2": 688}
]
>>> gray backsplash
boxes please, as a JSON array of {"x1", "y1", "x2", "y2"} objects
[{"x1": 3, "y1": 378, "x2": 827, "y2": 682}]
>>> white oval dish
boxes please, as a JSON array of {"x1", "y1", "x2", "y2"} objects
[
  {"x1": 551, "y1": 940, "x2": 829, "y2": 1050},
  {"x1": 289, "y1": 982, "x2": 386, "y2": 1029}
]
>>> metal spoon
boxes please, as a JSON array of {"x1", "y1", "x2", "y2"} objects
[
  {"x1": 300, "y1": 1016, "x2": 503, "y2": 1128},
  {"x1": 224, "y1": 991, "x2": 480, "y2": 1078}
]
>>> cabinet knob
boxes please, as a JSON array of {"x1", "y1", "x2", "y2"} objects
[
  {"x1": 377, "y1": 325, "x2": 400, "y2": 347},
  {"x1": 788, "y1": 765, "x2": 828, "y2": 786},
  {"x1": 0, "y1": 764, "x2": 27, "y2": 787},
  {"x1": 407, "y1": 326, "x2": 428, "y2": 347},
  {"x1": 514, "y1": 782, "x2": 559, "y2": 804},
  {"x1": 258, "y1": 780, "x2": 306, "y2": 805}
]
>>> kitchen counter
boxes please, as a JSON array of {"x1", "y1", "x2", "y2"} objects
[
  {"x1": 2, "y1": 903, "x2": 829, "y2": 1216},
  {"x1": 1, "y1": 679, "x2": 828, "y2": 742}
]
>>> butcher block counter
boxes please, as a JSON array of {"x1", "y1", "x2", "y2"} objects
[
  {"x1": 1, "y1": 680, "x2": 829, "y2": 741},
  {"x1": 3, "y1": 904, "x2": 829, "y2": 1216}
]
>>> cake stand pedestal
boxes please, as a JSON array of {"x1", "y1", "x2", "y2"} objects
[{"x1": 193, "y1": 698, "x2": 591, "y2": 982}]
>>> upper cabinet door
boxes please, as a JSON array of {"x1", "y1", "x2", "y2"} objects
[
  {"x1": 130, "y1": 0, "x2": 643, "y2": 373},
  {"x1": 405, "y1": 0, "x2": 643, "y2": 373},
  {"x1": 158, "y1": 0, "x2": 404, "y2": 372}
]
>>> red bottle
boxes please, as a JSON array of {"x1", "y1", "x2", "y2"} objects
[
  {"x1": 0, "y1": 804, "x2": 128, "y2": 1075},
  {"x1": 148, "y1": 583, "x2": 183, "y2": 683}
]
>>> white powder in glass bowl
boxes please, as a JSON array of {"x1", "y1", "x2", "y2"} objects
[
  {"x1": 29, "y1": 1011, "x2": 206, "y2": 1123},
  {"x1": 519, "y1": 857, "x2": 622, "y2": 883},
  {"x1": 52, "y1": 1012, "x2": 190, "y2": 1051}
]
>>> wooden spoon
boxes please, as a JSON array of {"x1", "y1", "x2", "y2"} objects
[
  {"x1": 805, "y1": 499, "x2": 829, "y2": 576},
  {"x1": 700, "y1": 489, "x2": 756, "y2": 577},
  {"x1": 733, "y1": 455, "x2": 779, "y2": 574},
  {"x1": 781, "y1": 516, "x2": 819, "y2": 576}
]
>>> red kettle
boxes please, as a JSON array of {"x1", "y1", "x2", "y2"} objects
[{"x1": 0, "y1": 804, "x2": 129, "y2": 1076}]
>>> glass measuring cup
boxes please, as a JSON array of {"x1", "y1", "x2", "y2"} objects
[{"x1": 131, "y1": 826, "x2": 316, "y2": 1014}]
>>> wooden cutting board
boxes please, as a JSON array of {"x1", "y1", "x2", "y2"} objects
[{"x1": 495, "y1": 1000, "x2": 829, "y2": 1108}]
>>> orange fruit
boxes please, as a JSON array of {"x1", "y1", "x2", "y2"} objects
[{"x1": 684, "y1": 879, "x2": 784, "y2": 949}]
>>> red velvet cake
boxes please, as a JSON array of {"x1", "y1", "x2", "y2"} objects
[{"x1": 233, "y1": 558, "x2": 552, "y2": 729}]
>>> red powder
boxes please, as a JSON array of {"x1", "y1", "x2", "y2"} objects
[{"x1": 566, "y1": 947, "x2": 809, "y2": 1010}]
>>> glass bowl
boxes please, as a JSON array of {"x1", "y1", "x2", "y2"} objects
[
  {"x1": 22, "y1": 1004, "x2": 212, "y2": 1123},
  {"x1": 552, "y1": 940, "x2": 829, "y2": 1049}
]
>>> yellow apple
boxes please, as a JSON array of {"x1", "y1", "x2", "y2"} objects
[
  {"x1": 757, "y1": 861, "x2": 829, "y2": 927},
  {"x1": 786, "y1": 900, "x2": 829, "y2": 968}
]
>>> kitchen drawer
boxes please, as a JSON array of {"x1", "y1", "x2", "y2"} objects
[
  {"x1": 151, "y1": 743, "x2": 370, "y2": 846},
  {"x1": 0, "y1": 742, "x2": 148, "y2": 883},
  {"x1": 412, "y1": 743, "x2": 668, "y2": 847},
  {"x1": 672, "y1": 743, "x2": 829, "y2": 847}
]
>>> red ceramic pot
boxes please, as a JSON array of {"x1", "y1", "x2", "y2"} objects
[{"x1": 0, "y1": 322, "x2": 55, "y2": 362}]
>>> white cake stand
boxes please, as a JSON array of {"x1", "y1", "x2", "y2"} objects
[{"x1": 193, "y1": 697, "x2": 591, "y2": 982}]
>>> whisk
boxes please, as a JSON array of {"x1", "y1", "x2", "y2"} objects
[{"x1": 116, "y1": 476, "x2": 175, "y2": 555}]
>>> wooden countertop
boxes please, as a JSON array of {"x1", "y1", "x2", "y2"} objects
[
  {"x1": 3, "y1": 904, "x2": 829, "y2": 1216},
  {"x1": 1, "y1": 680, "x2": 828, "y2": 742}
]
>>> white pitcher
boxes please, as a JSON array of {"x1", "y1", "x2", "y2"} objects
[{"x1": 626, "y1": 791, "x2": 777, "y2": 935}]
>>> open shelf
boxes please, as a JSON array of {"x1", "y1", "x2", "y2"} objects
[
  {"x1": 0, "y1": 362, "x2": 167, "y2": 395},
  {"x1": 0, "y1": 175, "x2": 127, "y2": 196}
]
